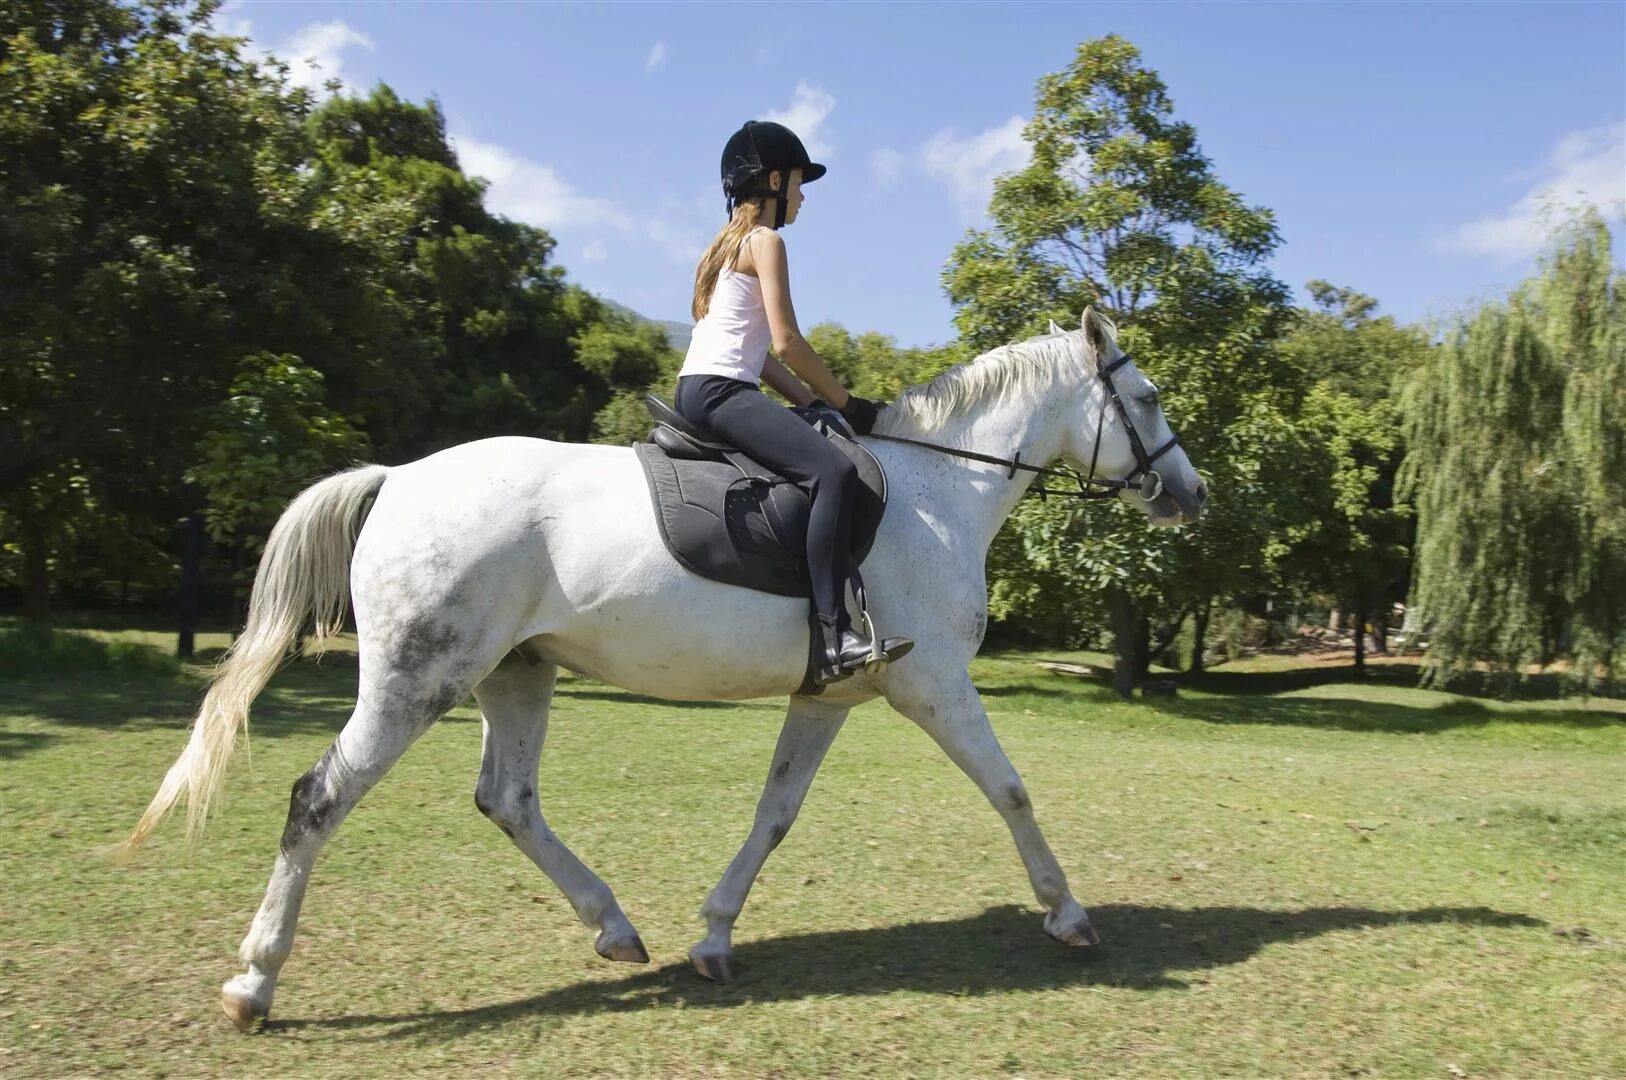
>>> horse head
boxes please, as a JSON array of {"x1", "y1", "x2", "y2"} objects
[{"x1": 1065, "y1": 307, "x2": 1206, "y2": 527}]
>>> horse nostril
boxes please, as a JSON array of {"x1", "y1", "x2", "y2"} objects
[{"x1": 1195, "y1": 480, "x2": 1208, "y2": 505}]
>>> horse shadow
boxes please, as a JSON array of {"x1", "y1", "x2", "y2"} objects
[{"x1": 278, "y1": 902, "x2": 1543, "y2": 1042}]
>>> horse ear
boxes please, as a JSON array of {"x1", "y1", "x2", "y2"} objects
[
  {"x1": 1081, "y1": 306, "x2": 1116, "y2": 357},
  {"x1": 1081, "y1": 306, "x2": 1104, "y2": 352},
  {"x1": 1048, "y1": 319, "x2": 1062, "y2": 335}
]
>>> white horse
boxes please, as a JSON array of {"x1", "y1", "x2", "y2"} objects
[{"x1": 125, "y1": 308, "x2": 1205, "y2": 1031}]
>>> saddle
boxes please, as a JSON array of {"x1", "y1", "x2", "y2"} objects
[{"x1": 635, "y1": 394, "x2": 888, "y2": 599}]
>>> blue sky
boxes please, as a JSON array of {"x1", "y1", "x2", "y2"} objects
[{"x1": 219, "y1": 1, "x2": 1625, "y2": 348}]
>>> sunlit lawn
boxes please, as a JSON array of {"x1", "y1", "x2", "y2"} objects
[{"x1": 2, "y1": 623, "x2": 1622, "y2": 1077}]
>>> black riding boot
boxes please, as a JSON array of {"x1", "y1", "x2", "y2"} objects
[{"x1": 814, "y1": 616, "x2": 914, "y2": 687}]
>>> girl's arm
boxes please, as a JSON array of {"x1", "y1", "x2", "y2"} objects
[
  {"x1": 752, "y1": 230, "x2": 851, "y2": 408},
  {"x1": 761, "y1": 354, "x2": 815, "y2": 406}
]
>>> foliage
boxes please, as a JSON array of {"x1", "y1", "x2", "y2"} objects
[
  {"x1": 806, "y1": 324, "x2": 966, "y2": 402},
  {"x1": 942, "y1": 36, "x2": 1299, "y2": 678},
  {"x1": 186, "y1": 354, "x2": 368, "y2": 545},
  {"x1": 1276, "y1": 283, "x2": 1431, "y2": 664},
  {"x1": 1400, "y1": 212, "x2": 1626, "y2": 688},
  {"x1": 0, "y1": 2, "x2": 671, "y2": 615},
  {"x1": 0, "y1": 0, "x2": 336, "y2": 609}
]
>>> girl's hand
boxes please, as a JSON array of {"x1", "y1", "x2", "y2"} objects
[{"x1": 839, "y1": 395, "x2": 881, "y2": 435}]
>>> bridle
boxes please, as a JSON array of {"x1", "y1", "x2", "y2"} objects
[{"x1": 867, "y1": 353, "x2": 1182, "y2": 503}]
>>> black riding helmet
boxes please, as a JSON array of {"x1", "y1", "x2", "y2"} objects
[{"x1": 721, "y1": 120, "x2": 826, "y2": 228}]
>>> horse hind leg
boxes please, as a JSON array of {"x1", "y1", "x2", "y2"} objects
[
  {"x1": 472, "y1": 653, "x2": 647, "y2": 965},
  {"x1": 222, "y1": 632, "x2": 499, "y2": 1032}
]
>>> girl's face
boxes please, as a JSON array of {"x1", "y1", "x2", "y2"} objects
[{"x1": 773, "y1": 168, "x2": 806, "y2": 225}]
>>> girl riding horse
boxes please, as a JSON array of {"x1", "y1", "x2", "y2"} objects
[{"x1": 676, "y1": 120, "x2": 912, "y2": 686}]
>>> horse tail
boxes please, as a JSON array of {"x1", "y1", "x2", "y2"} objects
[{"x1": 121, "y1": 464, "x2": 391, "y2": 854}]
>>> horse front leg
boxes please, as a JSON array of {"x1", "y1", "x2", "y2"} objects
[
  {"x1": 886, "y1": 663, "x2": 1100, "y2": 948},
  {"x1": 691, "y1": 696, "x2": 850, "y2": 982}
]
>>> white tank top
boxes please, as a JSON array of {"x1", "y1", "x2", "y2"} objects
[{"x1": 680, "y1": 227, "x2": 773, "y2": 385}]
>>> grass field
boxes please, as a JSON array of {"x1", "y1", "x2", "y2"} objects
[{"x1": 1, "y1": 623, "x2": 1622, "y2": 1078}]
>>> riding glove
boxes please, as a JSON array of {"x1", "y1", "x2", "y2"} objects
[{"x1": 839, "y1": 395, "x2": 881, "y2": 435}]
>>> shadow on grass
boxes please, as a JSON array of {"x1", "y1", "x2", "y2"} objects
[
  {"x1": 0, "y1": 729, "x2": 57, "y2": 760},
  {"x1": 1140, "y1": 693, "x2": 1622, "y2": 734},
  {"x1": 976, "y1": 683, "x2": 1094, "y2": 700},
  {"x1": 277, "y1": 902, "x2": 1543, "y2": 1040},
  {"x1": 0, "y1": 658, "x2": 352, "y2": 738},
  {"x1": 0, "y1": 647, "x2": 789, "y2": 745},
  {"x1": 1184, "y1": 662, "x2": 1623, "y2": 703},
  {"x1": 553, "y1": 688, "x2": 783, "y2": 712}
]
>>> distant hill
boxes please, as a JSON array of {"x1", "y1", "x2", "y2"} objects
[{"x1": 600, "y1": 298, "x2": 691, "y2": 354}]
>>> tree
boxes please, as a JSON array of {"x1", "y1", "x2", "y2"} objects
[
  {"x1": 942, "y1": 36, "x2": 1298, "y2": 693},
  {"x1": 0, "y1": 6, "x2": 642, "y2": 621},
  {"x1": 1399, "y1": 213, "x2": 1625, "y2": 689},
  {"x1": 0, "y1": 0, "x2": 353, "y2": 621},
  {"x1": 806, "y1": 324, "x2": 964, "y2": 402},
  {"x1": 582, "y1": 318, "x2": 685, "y2": 446},
  {"x1": 1278, "y1": 283, "x2": 1430, "y2": 674},
  {"x1": 187, "y1": 355, "x2": 368, "y2": 545}
]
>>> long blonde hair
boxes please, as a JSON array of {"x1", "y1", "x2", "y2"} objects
[{"x1": 691, "y1": 200, "x2": 763, "y2": 321}]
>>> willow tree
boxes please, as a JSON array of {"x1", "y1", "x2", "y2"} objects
[
  {"x1": 1399, "y1": 212, "x2": 1625, "y2": 688},
  {"x1": 943, "y1": 35, "x2": 1297, "y2": 693}
]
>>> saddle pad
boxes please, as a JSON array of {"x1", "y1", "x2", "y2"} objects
[{"x1": 635, "y1": 423, "x2": 886, "y2": 599}]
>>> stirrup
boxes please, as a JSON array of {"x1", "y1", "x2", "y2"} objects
[{"x1": 815, "y1": 620, "x2": 914, "y2": 686}]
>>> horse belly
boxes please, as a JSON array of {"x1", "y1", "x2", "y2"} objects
[
  {"x1": 533, "y1": 460, "x2": 814, "y2": 700},
  {"x1": 536, "y1": 615, "x2": 808, "y2": 701}
]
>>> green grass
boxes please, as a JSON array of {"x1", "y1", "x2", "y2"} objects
[{"x1": 1, "y1": 628, "x2": 1622, "y2": 1078}]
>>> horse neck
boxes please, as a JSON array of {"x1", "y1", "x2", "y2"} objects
[{"x1": 904, "y1": 367, "x2": 1087, "y2": 552}]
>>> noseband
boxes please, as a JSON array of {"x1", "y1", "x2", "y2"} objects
[{"x1": 869, "y1": 353, "x2": 1181, "y2": 503}]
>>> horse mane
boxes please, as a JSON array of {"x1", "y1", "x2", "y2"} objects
[{"x1": 874, "y1": 326, "x2": 1103, "y2": 438}]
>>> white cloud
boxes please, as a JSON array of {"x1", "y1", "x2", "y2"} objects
[
  {"x1": 213, "y1": 1, "x2": 254, "y2": 39},
  {"x1": 282, "y1": 21, "x2": 375, "y2": 92},
  {"x1": 645, "y1": 42, "x2": 666, "y2": 73},
  {"x1": 872, "y1": 147, "x2": 906, "y2": 186},
  {"x1": 452, "y1": 134, "x2": 632, "y2": 231},
  {"x1": 642, "y1": 217, "x2": 708, "y2": 263},
  {"x1": 904, "y1": 116, "x2": 1032, "y2": 223},
  {"x1": 763, "y1": 82, "x2": 836, "y2": 160},
  {"x1": 1439, "y1": 121, "x2": 1626, "y2": 260},
  {"x1": 454, "y1": 135, "x2": 705, "y2": 265},
  {"x1": 214, "y1": 5, "x2": 373, "y2": 96}
]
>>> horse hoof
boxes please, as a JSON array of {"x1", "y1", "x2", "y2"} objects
[
  {"x1": 221, "y1": 980, "x2": 269, "y2": 1033},
  {"x1": 595, "y1": 928, "x2": 650, "y2": 964},
  {"x1": 689, "y1": 947, "x2": 735, "y2": 983},
  {"x1": 1044, "y1": 909, "x2": 1103, "y2": 948}
]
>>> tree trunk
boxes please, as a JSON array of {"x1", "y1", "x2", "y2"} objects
[
  {"x1": 1352, "y1": 604, "x2": 1367, "y2": 677},
  {"x1": 1145, "y1": 610, "x2": 1188, "y2": 667},
  {"x1": 21, "y1": 511, "x2": 50, "y2": 624},
  {"x1": 177, "y1": 513, "x2": 203, "y2": 660},
  {"x1": 1189, "y1": 598, "x2": 1211, "y2": 674},
  {"x1": 233, "y1": 540, "x2": 250, "y2": 647},
  {"x1": 1107, "y1": 587, "x2": 1142, "y2": 699}
]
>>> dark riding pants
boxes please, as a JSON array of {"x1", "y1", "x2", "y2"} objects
[{"x1": 675, "y1": 374, "x2": 858, "y2": 629}]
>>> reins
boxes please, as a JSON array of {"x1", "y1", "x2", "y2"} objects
[{"x1": 867, "y1": 353, "x2": 1181, "y2": 503}]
